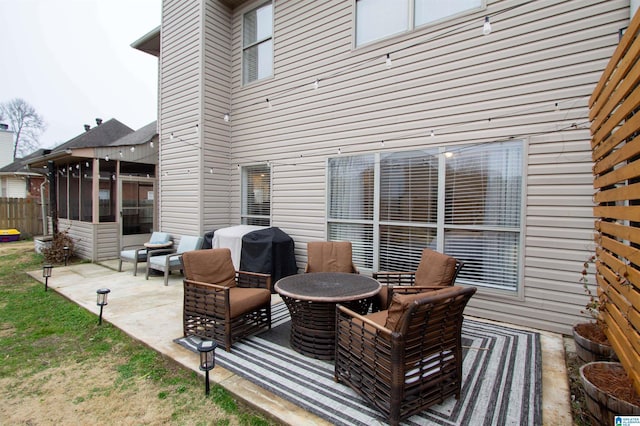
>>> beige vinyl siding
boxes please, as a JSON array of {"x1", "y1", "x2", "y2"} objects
[
  {"x1": 207, "y1": 0, "x2": 629, "y2": 334},
  {"x1": 60, "y1": 219, "x2": 93, "y2": 260},
  {"x1": 95, "y1": 222, "x2": 119, "y2": 261},
  {"x1": 155, "y1": 0, "x2": 628, "y2": 332},
  {"x1": 5, "y1": 178, "x2": 26, "y2": 198},
  {"x1": 160, "y1": 0, "x2": 203, "y2": 236},
  {"x1": 202, "y1": 0, "x2": 233, "y2": 231},
  {"x1": 59, "y1": 219, "x2": 119, "y2": 262}
]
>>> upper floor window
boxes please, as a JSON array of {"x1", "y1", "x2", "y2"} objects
[
  {"x1": 356, "y1": 0, "x2": 483, "y2": 46},
  {"x1": 243, "y1": 2, "x2": 273, "y2": 85},
  {"x1": 242, "y1": 164, "x2": 271, "y2": 226}
]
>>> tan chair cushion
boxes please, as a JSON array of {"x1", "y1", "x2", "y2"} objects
[
  {"x1": 306, "y1": 241, "x2": 355, "y2": 273},
  {"x1": 376, "y1": 286, "x2": 392, "y2": 311},
  {"x1": 182, "y1": 249, "x2": 236, "y2": 288},
  {"x1": 384, "y1": 291, "x2": 431, "y2": 331},
  {"x1": 414, "y1": 249, "x2": 458, "y2": 287},
  {"x1": 228, "y1": 287, "x2": 271, "y2": 318},
  {"x1": 363, "y1": 310, "x2": 388, "y2": 327}
]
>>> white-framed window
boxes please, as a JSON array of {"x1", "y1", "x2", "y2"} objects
[
  {"x1": 243, "y1": 2, "x2": 273, "y2": 85},
  {"x1": 327, "y1": 140, "x2": 524, "y2": 292},
  {"x1": 242, "y1": 164, "x2": 271, "y2": 226},
  {"x1": 355, "y1": 0, "x2": 483, "y2": 46}
]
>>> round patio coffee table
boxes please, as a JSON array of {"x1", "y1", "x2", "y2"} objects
[{"x1": 274, "y1": 272, "x2": 380, "y2": 360}]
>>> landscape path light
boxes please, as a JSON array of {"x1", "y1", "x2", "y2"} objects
[
  {"x1": 63, "y1": 246, "x2": 70, "y2": 265},
  {"x1": 96, "y1": 288, "x2": 111, "y2": 325},
  {"x1": 197, "y1": 340, "x2": 217, "y2": 395},
  {"x1": 42, "y1": 264, "x2": 53, "y2": 291}
]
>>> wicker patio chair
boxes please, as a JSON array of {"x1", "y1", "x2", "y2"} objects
[
  {"x1": 305, "y1": 241, "x2": 359, "y2": 273},
  {"x1": 334, "y1": 285, "x2": 477, "y2": 426},
  {"x1": 118, "y1": 231, "x2": 172, "y2": 276},
  {"x1": 372, "y1": 248, "x2": 462, "y2": 311},
  {"x1": 181, "y1": 248, "x2": 272, "y2": 352},
  {"x1": 146, "y1": 235, "x2": 203, "y2": 286}
]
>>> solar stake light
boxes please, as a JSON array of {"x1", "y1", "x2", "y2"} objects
[
  {"x1": 96, "y1": 288, "x2": 111, "y2": 325},
  {"x1": 197, "y1": 340, "x2": 217, "y2": 395},
  {"x1": 42, "y1": 264, "x2": 53, "y2": 291},
  {"x1": 63, "y1": 246, "x2": 70, "y2": 266}
]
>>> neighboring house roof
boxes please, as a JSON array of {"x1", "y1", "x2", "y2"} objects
[
  {"x1": 26, "y1": 118, "x2": 137, "y2": 168},
  {"x1": 0, "y1": 149, "x2": 48, "y2": 175},
  {"x1": 109, "y1": 121, "x2": 157, "y2": 147},
  {"x1": 51, "y1": 118, "x2": 134, "y2": 152}
]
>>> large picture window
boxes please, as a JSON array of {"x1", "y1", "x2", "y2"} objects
[
  {"x1": 243, "y1": 2, "x2": 273, "y2": 85},
  {"x1": 242, "y1": 164, "x2": 271, "y2": 226},
  {"x1": 356, "y1": 0, "x2": 483, "y2": 46},
  {"x1": 327, "y1": 140, "x2": 523, "y2": 292}
]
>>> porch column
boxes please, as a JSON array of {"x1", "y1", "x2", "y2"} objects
[{"x1": 92, "y1": 158, "x2": 100, "y2": 223}]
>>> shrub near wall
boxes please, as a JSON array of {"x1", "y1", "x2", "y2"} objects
[{"x1": 589, "y1": 10, "x2": 640, "y2": 395}]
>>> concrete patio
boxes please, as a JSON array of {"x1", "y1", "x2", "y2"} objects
[{"x1": 27, "y1": 260, "x2": 573, "y2": 425}]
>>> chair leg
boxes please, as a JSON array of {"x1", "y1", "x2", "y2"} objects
[
  {"x1": 164, "y1": 271, "x2": 169, "y2": 286},
  {"x1": 133, "y1": 259, "x2": 138, "y2": 276},
  {"x1": 118, "y1": 259, "x2": 122, "y2": 272}
]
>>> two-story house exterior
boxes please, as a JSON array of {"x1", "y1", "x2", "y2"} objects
[{"x1": 142, "y1": 0, "x2": 633, "y2": 334}]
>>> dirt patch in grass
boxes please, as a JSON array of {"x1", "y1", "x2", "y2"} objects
[
  {"x1": 0, "y1": 355, "x2": 237, "y2": 426},
  {"x1": 0, "y1": 240, "x2": 34, "y2": 257}
]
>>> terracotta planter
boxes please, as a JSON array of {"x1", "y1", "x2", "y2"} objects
[
  {"x1": 572, "y1": 323, "x2": 617, "y2": 364},
  {"x1": 579, "y1": 362, "x2": 640, "y2": 424}
]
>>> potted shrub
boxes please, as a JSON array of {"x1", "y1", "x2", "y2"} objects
[{"x1": 572, "y1": 255, "x2": 617, "y2": 364}]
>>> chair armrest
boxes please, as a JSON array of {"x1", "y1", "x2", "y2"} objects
[
  {"x1": 373, "y1": 271, "x2": 416, "y2": 287},
  {"x1": 147, "y1": 247, "x2": 176, "y2": 257},
  {"x1": 237, "y1": 271, "x2": 272, "y2": 292},
  {"x1": 121, "y1": 244, "x2": 146, "y2": 251},
  {"x1": 337, "y1": 305, "x2": 390, "y2": 334},
  {"x1": 389, "y1": 285, "x2": 447, "y2": 299},
  {"x1": 183, "y1": 278, "x2": 229, "y2": 292}
]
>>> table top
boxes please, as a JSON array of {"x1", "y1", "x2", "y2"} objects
[{"x1": 274, "y1": 272, "x2": 380, "y2": 302}]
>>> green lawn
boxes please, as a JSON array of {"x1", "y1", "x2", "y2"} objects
[{"x1": 0, "y1": 244, "x2": 277, "y2": 425}]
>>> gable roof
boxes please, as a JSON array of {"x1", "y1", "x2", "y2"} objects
[
  {"x1": 52, "y1": 118, "x2": 134, "y2": 153},
  {"x1": 109, "y1": 121, "x2": 157, "y2": 147}
]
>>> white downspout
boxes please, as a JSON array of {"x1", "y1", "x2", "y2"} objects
[
  {"x1": 632, "y1": 0, "x2": 640, "y2": 20},
  {"x1": 40, "y1": 180, "x2": 48, "y2": 235}
]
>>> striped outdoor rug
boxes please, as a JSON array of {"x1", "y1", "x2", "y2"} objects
[{"x1": 175, "y1": 303, "x2": 542, "y2": 425}]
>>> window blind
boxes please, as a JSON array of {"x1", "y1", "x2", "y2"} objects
[
  {"x1": 443, "y1": 141, "x2": 523, "y2": 290},
  {"x1": 242, "y1": 164, "x2": 271, "y2": 226},
  {"x1": 328, "y1": 155, "x2": 374, "y2": 268},
  {"x1": 326, "y1": 141, "x2": 524, "y2": 292}
]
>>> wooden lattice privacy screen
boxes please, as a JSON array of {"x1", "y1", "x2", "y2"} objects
[{"x1": 589, "y1": 11, "x2": 640, "y2": 394}]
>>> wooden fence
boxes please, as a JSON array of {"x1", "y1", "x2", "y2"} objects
[
  {"x1": 589, "y1": 10, "x2": 640, "y2": 394},
  {"x1": 0, "y1": 197, "x2": 44, "y2": 238}
]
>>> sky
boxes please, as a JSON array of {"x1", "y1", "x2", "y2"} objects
[{"x1": 0, "y1": 0, "x2": 161, "y2": 151}]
